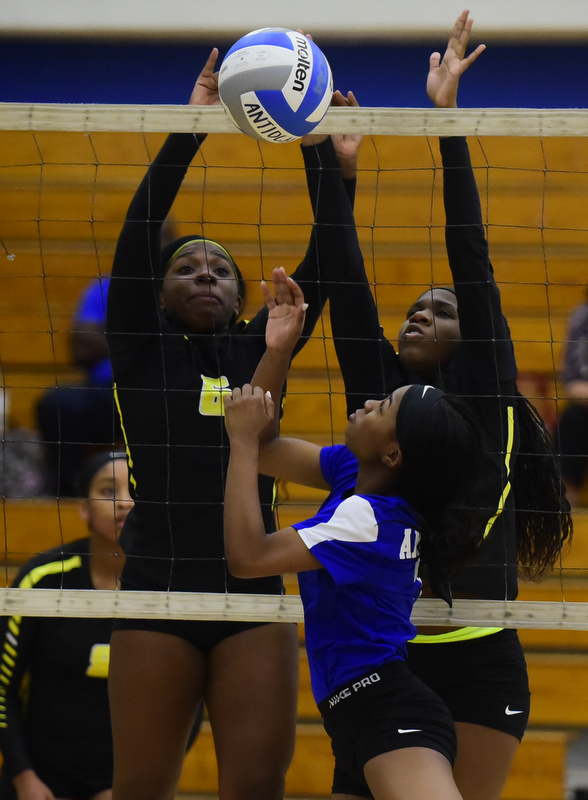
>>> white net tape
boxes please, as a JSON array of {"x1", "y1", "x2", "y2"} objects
[
  {"x1": 1, "y1": 590, "x2": 587, "y2": 630},
  {"x1": 0, "y1": 104, "x2": 587, "y2": 137}
]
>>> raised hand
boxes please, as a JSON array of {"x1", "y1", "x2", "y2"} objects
[
  {"x1": 262, "y1": 267, "x2": 308, "y2": 354},
  {"x1": 301, "y1": 88, "x2": 362, "y2": 178},
  {"x1": 189, "y1": 48, "x2": 221, "y2": 106},
  {"x1": 426, "y1": 10, "x2": 486, "y2": 109},
  {"x1": 224, "y1": 384, "x2": 275, "y2": 442},
  {"x1": 330, "y1": 89, "x2": 362, "y2": 179}
]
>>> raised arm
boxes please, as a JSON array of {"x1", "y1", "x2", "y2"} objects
[
  {"x1": 245, "y1": 268, "x2": 330, "y2": 487},
  {"x1": 282, "y1": 89, "x2": 362, "y2": 355},
  {"x1": 429, "y1": 12, "x2": 515, "y2": 381},
  {"x1": 107, "y1": 51, "x2": 220, "y2": 343},
  {"x1": 249, "y1": 267, "x2": 309, "y2": 417},
  {"x1": 223, "y1": 384, "x2": 324, "y2": 578},
  {"x1": 300, "y1": 103, "x2": 398, "y2": 414}
]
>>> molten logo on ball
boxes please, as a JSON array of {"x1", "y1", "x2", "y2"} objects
[
  {"x1": 291, "y1": 34, "x2": 311, "y2": 94},
  {"x1": 218, "y1": 28, "x2": 333, "y2": 143}
]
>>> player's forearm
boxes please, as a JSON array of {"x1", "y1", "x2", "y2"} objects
[
  {"x1": 111, "y1": 133, "x2": 203, "y2": 285},
  {"x1": 127, "y1": 133, "x2": 203, "y2": 226},
  {"x1": 224, "y1": 441, "x2": 270, "y2": 578},
  {"x1": 250, "y1": 346, "x2": 290, "y2": 397},
  {"x1": 250, "y1": 346, "x2": 291, "y2": 443}
]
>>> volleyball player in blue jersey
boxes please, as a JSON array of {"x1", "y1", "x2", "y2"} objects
[
  {"x1": 223, "y1": 368, "x2": 483, "y2": 798},
  {"x1": 298, "y1": 12, "x2": 571, "y2": 800}
]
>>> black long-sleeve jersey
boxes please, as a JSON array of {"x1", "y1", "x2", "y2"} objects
[
  {"x1": 0, "y1": 539, "x2": 113, "y2": 789},
  {"x1": 106, "y1": 133, "x2": 354, "y2": 593},
  {"x1": 310, "y1": 136, "x2": 519, "y2": 601}
]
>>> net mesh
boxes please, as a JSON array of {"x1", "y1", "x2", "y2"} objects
[{"x1": 0, "y1": 104, "x2": 587, "y2": 627}]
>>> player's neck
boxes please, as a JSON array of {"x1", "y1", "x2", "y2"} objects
[{"x1": 354, "y1": 464, "x2": 396, "y2": 497}]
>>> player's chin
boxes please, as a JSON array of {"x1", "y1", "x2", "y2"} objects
[
  {"x1": 398, "y1": 341, "x2": 436, "y2": 371},
  {"x1": 187, "y1": 307, "x2": 231, "y2": 334}
]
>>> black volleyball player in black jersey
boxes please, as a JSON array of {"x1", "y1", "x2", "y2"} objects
[
  {"x1": 105, "y1": 50, "x2": 361, "y2": 800},
  {"x1": 0, "y1": 452, "x2": 131, "y2": 800},
  {"x1": 302, "y1": 12, "x2": 571, "y2": 800}
]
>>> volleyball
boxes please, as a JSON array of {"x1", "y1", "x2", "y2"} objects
[{"x1": 218, "y1": 28, "x2": 333, "y2": 143}]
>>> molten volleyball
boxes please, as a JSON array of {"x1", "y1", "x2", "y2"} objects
[{"x1": 218, "y1": 28, "x2": 333, "y2": 143}]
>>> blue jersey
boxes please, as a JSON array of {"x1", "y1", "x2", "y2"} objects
[{"x1": 293, "y1": 445, "x2": 422, "y2": 704}]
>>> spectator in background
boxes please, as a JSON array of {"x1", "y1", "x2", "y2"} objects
[
  {"x1": 0, "y1": 389, "x2": 45, "y2": 499},
  {"x1": 556, "y1": 287, "x2": 588, "y2": 507},
  {"x1": 36, "y1": 276, "x2": 121, "y2": 497},
  {"x1": 0, "y1": 451, "x2": 131, "y2": 800}
]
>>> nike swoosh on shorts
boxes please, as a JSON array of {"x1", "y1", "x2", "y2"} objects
[
  {"x1": 505, "y1": 706, "x2": 524, "y2": 715},
  {"x1": 397, "y1": 728, "x2": 422, "y2": 733}
]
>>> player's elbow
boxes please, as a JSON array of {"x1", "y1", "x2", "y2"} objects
[{"x1": 225, "y1": 550, "x2": 262, "y2": 580}]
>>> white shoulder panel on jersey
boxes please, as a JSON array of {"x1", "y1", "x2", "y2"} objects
[{"x1": 297, "y1": 495, "x2": 378, "y2": 549}]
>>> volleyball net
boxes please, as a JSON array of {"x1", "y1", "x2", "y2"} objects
[{"x1": 1, "y1": 104, "x2": 587, "y2": 628}]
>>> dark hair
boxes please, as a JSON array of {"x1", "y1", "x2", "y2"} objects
[
  {"x1": 513, "y1": 392, "x2": 572, "y2": 577},
  {"x1": 160, "y1": 235, "x2": 247, "y2": 308},
  {"x1": 395, "y1": 393, "x2": 483, "y2": 597},
  {"x1": 75, "y1": 451, "x2": 128, "y2": 498}
]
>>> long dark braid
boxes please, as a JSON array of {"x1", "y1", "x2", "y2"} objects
[
  {"x1": 513, "y1": 391, "x2": 573, "y2": 577},
  {"x1": 395, "y1": 393, "x2": 484, "y2": 603}
]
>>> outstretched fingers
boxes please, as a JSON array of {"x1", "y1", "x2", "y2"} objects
[
  {"x1": 269, "y1": 267, "x2": 306, "y2": 309},
  {"x1": 429, "y1": 51, "x2": 442, "y2": 72},
  {"x1": 200, "y1": 48, "x2": 219, "y2": 78},
  {"x1": 446, "y1": 10, "x2": 486, "y2": 75},
  {"x1": 448, "y1": 9, "x2": 473, "y2": 60},
  {"x1": 460, "y1": 42, "x2": 487, "y2": 72},
  {"x1": 260, "y1": 279, "x2": 276, "y2": 312},
  {"x1": 332, "y1": 89, "x2": 359, "y2": 108},
  {"x1": 427, "y1": 10, "x2": 485, "y2": 108},
  {"x1": 190, "y1": 48, "x2": 220, "y2": 106}
]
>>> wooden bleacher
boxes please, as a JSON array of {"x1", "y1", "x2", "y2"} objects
[
  {"x1": 1, "y1": 130, "x2": 588, "y2": 799},
  {"x1": 1, "y1": 131, "x2": 587, "y2": 432}
]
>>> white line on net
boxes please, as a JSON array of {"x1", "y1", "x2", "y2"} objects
[
  {"x1": 0, "y1": 105, "x2": 588, "y2": 136},
  {"x1": 2, "y1": 588, "x2": 588, "y2": 629}
]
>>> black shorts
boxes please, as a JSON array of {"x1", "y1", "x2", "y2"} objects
[
  {"x1": 318, "y1": 660, "x2": 456, "y2": 799},
  {"x1": 112, "y1": 574, "x2": 281, "y2": 654},
  {"x1": 406, "y1": 629, "x2": 530, "y2": 741},
  {"x1": 112, "y1": 615, "x2": 274, "y2": 655}
]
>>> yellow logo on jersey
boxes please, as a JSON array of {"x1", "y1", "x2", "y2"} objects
[
  {"x1": 199, "y1": 374, "x2": 231, "y2": 417},
  {"x1": 86, "y1": 644, "x2": 110, "y2": 678}
]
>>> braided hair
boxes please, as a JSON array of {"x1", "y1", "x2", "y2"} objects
[{"x1": 512, "y1": 392, "x2": 572, "y2": 578}]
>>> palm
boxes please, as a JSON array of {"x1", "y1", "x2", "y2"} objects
[
  {"x1": 262, "y1": 268, "x2": 306, "y2": 354},
  {"x1": 265, "y1": 305, "x2": 300, "y2": 351},
  {"x1": 332, "y1": 132, "x2": 362, "y2": 161},
  {"x1": 427, "y1": 55, "x2": 465, "y2": 108}
]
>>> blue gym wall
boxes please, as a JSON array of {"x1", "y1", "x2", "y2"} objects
[{"x1": 2, "y1": 39, "x2": 588, "y2": 108}]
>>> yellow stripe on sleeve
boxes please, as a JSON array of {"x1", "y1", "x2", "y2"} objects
[{"x1": 483, "y1": 406, "x2": 515, "y2": 540}]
